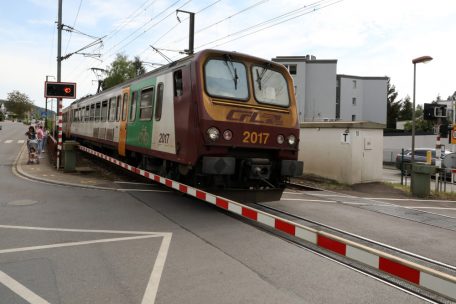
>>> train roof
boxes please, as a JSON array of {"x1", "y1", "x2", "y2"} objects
[{"x1": 69, "y1": 49, "x2": 281, "y2": 107}]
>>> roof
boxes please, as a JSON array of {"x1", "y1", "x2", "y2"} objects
[{"x1": 337, "y1": 74, "x2": 388, "y2": 81}]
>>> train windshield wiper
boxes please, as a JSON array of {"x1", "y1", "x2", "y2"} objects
[
  {"x1": 223, "y1": 54, "x2": 238, "y2": 90},
  {"x1": 256, "y1": 63, "x2": 271, "y2": 91}
]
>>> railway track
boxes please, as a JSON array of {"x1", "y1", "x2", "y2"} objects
[
  {"x1": 78, "y1": 148, "x2": 456, "y2": 303},
  {"x1": 248, "y1": 201, "x2": 455, "y2": 304}
]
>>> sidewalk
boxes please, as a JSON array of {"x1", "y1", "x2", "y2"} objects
[{"x1": 15, "y1": 143, "x2": 122, "y2": 190}]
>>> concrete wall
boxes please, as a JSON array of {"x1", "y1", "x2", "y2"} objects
[
  {"x1": 383, "y1": 134, "x2": 451, "y2": 163},
  {"x1": 299, "y1": 122, "x2": 384, "y2": 184}
]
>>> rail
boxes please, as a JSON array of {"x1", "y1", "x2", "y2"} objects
[{"x1": 78, "y1": 145, "x2": 456, "y2": 302}]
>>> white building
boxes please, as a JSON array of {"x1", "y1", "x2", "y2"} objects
[
  {"x1": 271, "y1": 56, "x2": 387, "y2": 125},
  {"x1": 337, "y1": 75, "x2": 388, "y2": 124}
]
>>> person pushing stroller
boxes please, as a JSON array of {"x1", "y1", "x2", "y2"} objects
[{"x1": 25, "y1": 126, "x2": 39, "y2": 164}]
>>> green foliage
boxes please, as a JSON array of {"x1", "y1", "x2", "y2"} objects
[
  {"x1": 102, "y1": 54, "x2": 146, "y2": 90},
  {"x1": 5, "y1": 91, "x2": 33, "y2": 119},
  {"x1": 403, "y1": 104, "x2": 433, "y2": 132},
  {"x1": 387, "y1": 77, "x2": 401, "y2": 129},
  {"x1": 0, "y1": 111, "x2": 4, "y2": 121},
  {"x1": 398, "y1": 95, "x2": 412, "y2": 121}
]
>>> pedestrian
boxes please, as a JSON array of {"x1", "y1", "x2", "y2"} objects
[
  {"x1": 42, "y1": 127, "x2": 48, "y2": 153},
  {"x1": 25, "y1": 126, "x2": 36, "y2": 140},
  {"x1": 36, "y1": 125, "x2": 44, "y2": 157}
]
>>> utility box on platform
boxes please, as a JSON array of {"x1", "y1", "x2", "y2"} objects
[{"x1": 63, "y1": 140, "x2": 79, "y2": 172}]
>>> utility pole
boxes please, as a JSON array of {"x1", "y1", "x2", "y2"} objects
[
  {"x1": 176, "y1": 10, "x2": 195, "y2": 55},
  {"x1": 56, "y1": 0, "x2": 63, "y2": 169},
  {"x1": 45, "y1": 75, "x2": 55, "y2": 130}
]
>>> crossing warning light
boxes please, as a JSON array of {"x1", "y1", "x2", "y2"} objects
[{"x1": 45, "y1": 81, "x2": 76, "y2": 99}]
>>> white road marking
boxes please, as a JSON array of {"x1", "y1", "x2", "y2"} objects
[
  {"x1": 114, "y1": 181, "x2": 153, "y2": 185},
  {"x1": 141, "y1": 233, "x2": 172, "y2": 304},
  {"x1": 117, "y1": 189, "x2": 170, "y2": 193},
  {"x1": 403, "y1": 206, "x2": 456, "y2": 210},
  {"x1": 0, "y1": 235, "x2": 157, "y2": 254},
  {"x1": 365, "y1": 197, "x2": 456, "y2": 203},
  {"x1": 281, "y1": 198, "x2": 336, "y2": 203},
  {"x1": 17, "y1": 140, "x2": 25, "y2": 144},
  {"x1": 4, "y1": 140, "x2": 13, "y2": 143},
  {"x1": 0, "y1": 224, "x2": 173, "y2": 304},
  {"x1": 0, "y1": 271, "x2": 50, "y2": 304}
]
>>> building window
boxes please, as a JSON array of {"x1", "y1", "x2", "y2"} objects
[
  {"x1": 353, "y1": 80, "x2": 357, "y2": 88},
  {"x1": 288, "y1": 65, "x2": 297, "y2": 75},
  {"x1": 352, "y1": 97, "x2": 356, "y2": 105},
  {"x1": 352, "y1": 115, "x2": 356, "y2": 121}
]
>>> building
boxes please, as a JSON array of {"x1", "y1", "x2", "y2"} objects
[
  {"x1": 337, "y1": 75, "x2": 388, "y2": 124},
  {"x1": 271, "y1": 56, "x2": 387, "y2": 124}
]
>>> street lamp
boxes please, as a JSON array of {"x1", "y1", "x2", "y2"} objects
[{"x1": 411, "y1": 55, "x2": 433, "y2": 163}]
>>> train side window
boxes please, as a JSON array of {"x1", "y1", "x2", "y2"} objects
[
  {"x1": 174, "y1": 70, "x2": 183, "y2": 97},
  {"x1": 116, "y1": 95, "x2": 121, "y2": 121},
  {"x1": 129, "y1": 91, "x2": 137, "y2": 122},
  {"x1": 90, "y1": 104, "x2": 95, "y2": 121},
  {"x1": 155, "y1": 83, "x2": 164, "y2": 121},
  {"x1": 139, "y1": 87, "x2": 154, "y2": 120},
  {"x1": 101, "y1": 100, "x2": 108, "y2": 122},
  {"x1": 122, "y1": 93, "x2": 128, "y2": 121},
  {"x1": 95, "y1": 102, "x2": 101, "y2": 121},
  {"x1": 108, "y1": 97, "x2": 116, "y2": 121},
  {"x1": 85, "y1": 106, "x2": 90, "y2": 121}
]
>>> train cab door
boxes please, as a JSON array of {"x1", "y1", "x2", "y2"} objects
[{"x1": 118, "y1": 87, "x2": 130, "y2": 156}]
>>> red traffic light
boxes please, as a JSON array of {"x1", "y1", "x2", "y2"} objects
[{"x1": 45, "y1": 81, "x2": 76, "y2": 99}]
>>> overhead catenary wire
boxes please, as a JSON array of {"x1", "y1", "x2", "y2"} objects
[{"x1": 64, "y1": 0, "x2": 83, "y2": 54}]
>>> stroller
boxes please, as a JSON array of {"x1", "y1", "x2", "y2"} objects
[{"x1": 27, "y1": 139, "x2": 40, "y2": 164}]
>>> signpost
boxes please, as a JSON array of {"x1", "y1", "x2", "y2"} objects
[{"x1": 44, "y1": 81, "x2": 76, "y2": 169}]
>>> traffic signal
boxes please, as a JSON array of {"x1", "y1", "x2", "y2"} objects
[
  {"x1": 423, "y1": 103, "x2": 447, "y2": 120},
  {"x1": 45, "y1": 81, "x2": 76, "y2": 99}
]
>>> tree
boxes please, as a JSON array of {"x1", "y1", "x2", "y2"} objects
[
  {"x1": 403, "y1": 104, "x2": 433, "y2": 132},
  {"x1": 102, "y1": 54, "x2": 146, "y2": 90},
  {"x1": 132, "y1": 56, "x2": 146, "y2": 76},
  {"x1": 0, "y1": 111, "x2": 4, "y2": 121},
  {"x1": 386, "y1": 77, "x2": 401, "y2": 129},
  {"x1": 398, "y1": 95, "x2": 412, "y2": 121},
  {"x1": 5, "y1": 91, "x2": 33, "y2": 119}
]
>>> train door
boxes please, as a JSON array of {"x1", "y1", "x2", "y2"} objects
[{"x1": 118, "y1": 87, "x2": 130, "y2": 156}]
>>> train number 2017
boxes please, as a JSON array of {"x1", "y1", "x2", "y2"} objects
[
  {"x1": 242, "y1": 131, "x2": 269, "y2": 144},
  {"x1": 158, "y1": 133, "x2": 170, "y2": 144}
]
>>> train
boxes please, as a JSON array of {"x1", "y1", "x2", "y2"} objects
[{"x1": 62, "y1": 49, "x2": 303, "y2": 190}]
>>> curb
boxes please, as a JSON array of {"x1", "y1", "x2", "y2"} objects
[
  {"x1": 13, "y1": 144, "x2": 119, "y2": 191},
  {"x1": 79, "y1": 145, "x2": 456, "y2": 301}
]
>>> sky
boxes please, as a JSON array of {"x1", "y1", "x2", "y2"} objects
[{"x1": 0, "y1": 0, "x2": 455, "y2": 110}]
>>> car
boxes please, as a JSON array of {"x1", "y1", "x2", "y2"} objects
[{"x1": 395, "y1": 148, "x2": 452, "y2": 173}]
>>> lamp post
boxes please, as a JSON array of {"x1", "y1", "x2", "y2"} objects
[{"x1": 411, "y1": 55, "x2": 433, "y2": 163}]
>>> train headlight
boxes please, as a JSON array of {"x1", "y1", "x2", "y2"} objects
[
  {"x1": 277, "y1": 134, "x2": 285, "y2": 144},
  {"x1": 207, "y1": 127, "x2": 220, "y2": 141},
  {"x1": 287, "y1": 135, "x2": 297, "y2": 146},
  {"x1": 223, "y1": 130, "x2": 233, "y2": 141}
]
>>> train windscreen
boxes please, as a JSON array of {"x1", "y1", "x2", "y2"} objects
[
  {"x1": 204, "y1": 59, "x2": 248, "y2": 100},
  {"x1": 252, "y1": 65, "x2": 290, "y2": 107}
]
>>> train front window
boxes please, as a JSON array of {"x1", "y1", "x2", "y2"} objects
[
  {"x1": 204, "y1": 58, "x2": 248, "y2": 100},
  {"x1": 252, "y1": 65, "x2": 290, "y2": 107}
]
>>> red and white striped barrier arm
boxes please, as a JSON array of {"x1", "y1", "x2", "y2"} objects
[{"x1": 78, "y1": 145, "x2": 456, "y2": 300}]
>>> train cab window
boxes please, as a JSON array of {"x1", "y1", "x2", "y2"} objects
[
  {"x1": 116, "y1": 95, "x2": 121, "y2": 121},
  {"x1": 139, "y1": 87, "x2": 154, "y2": 120},
  {"x1": 204, "y1": 58, "x2": 248, "y2": 100},
  {"x1": 122, "y1": 93, "x2": 128, "y2": 121},
  {"x1": 129, "y1": 91, "x2": 137, "y2": 122},
  {"x1": 90, "y1": 104, "x2": 95, "y2": 121},
  {"x1": 173, "y1": 70, "x2": 183, "y2": 97},
  {"x1": 85, "y1": 106, "x2": 90, "y2": 121},
  {"x1": 95, "y1": 102, "x2": 101, "y2": 121},
  {"x1": 108, "y1": 97, "x2": 116, "y2": 121},
  {"x1": 155, "y1": 83, "x2": 164, "y2": 121},
  {"x1": 101, "y1": 100, "x2": 108, "y2": 122},
  {"x1": 252, "y1": 65, "x2": 290, "y2": 107}
]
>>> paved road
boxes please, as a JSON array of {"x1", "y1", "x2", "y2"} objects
[{"x1": 0, "y1": 122, "x2": 427, "y2": 303}]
